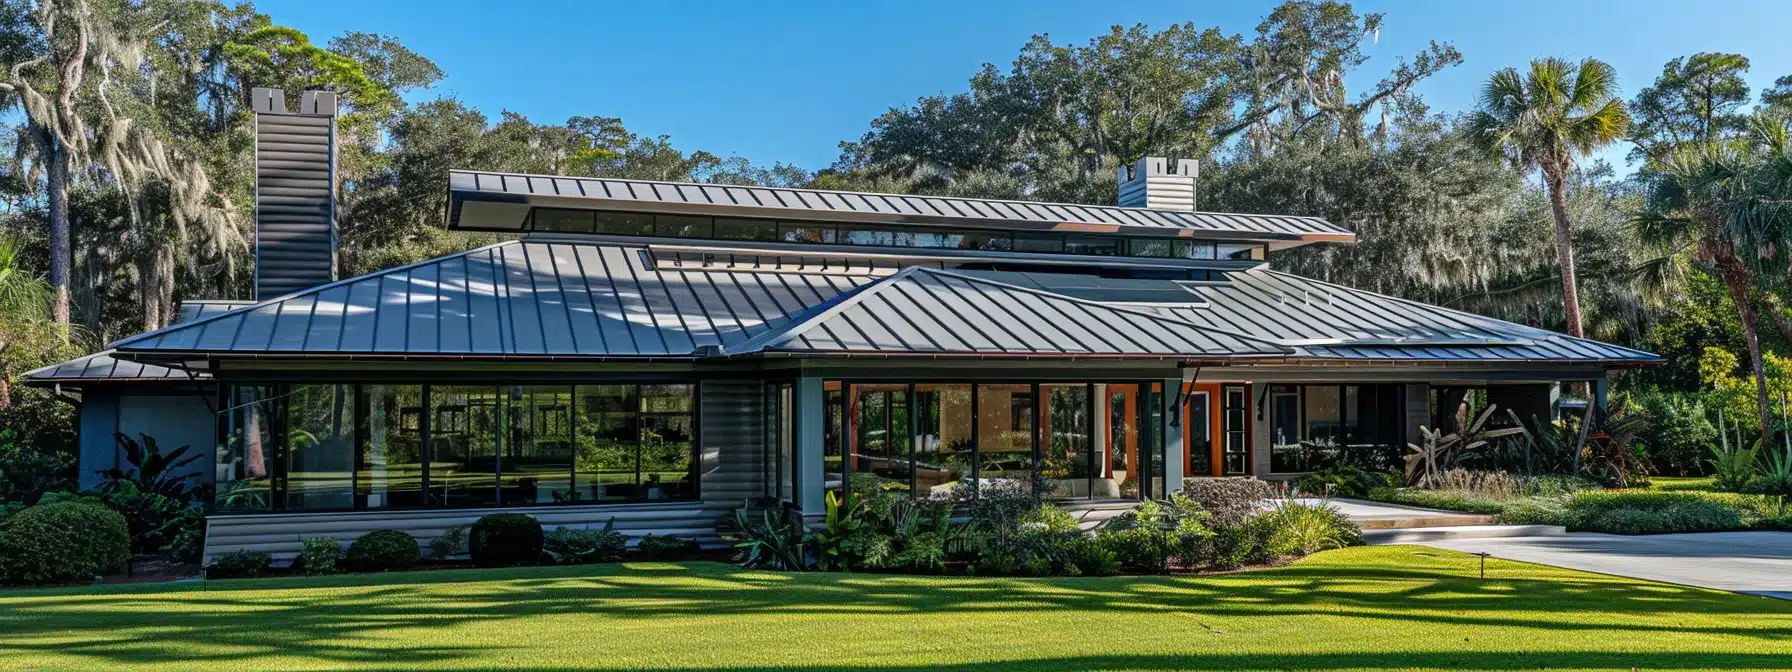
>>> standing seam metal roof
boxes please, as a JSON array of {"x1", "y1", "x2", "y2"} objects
[{"x1": 448, "y1": 170, "x2": 1352, "y2": 239}]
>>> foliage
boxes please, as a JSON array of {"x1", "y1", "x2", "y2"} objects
[
  {"x1": 1094, "y1": 494, "x2": 1216, "y2": 573},
  {"x1": 344, "y1": 530, "x2": 421, "y2": 572},
  {"x1": 100, "y1": 433, "x2": 203, "y2": 501},
  {"x1": 1259, "y1": 500, "x2": 1363, "y2": 557},
  {"x1": 1564, "y1": 490, "x2": 1747, "y2": 534},
  {"x1": 720, "y1": 505, "x2": 812, "y2": 571},
  {"x1": 39, "y1": 481, "x2": 199, "y2": 556},
  {"x1": 296, "y1": 537, "x2": 343, "y2": 576},
  {"x1": 1405, "y1": 405, "x2": 1526, "y2": 485},
  {"x1": 428, "y1": 525, "x2": 469, "y2": 560},
  {"x1": 206, "y1": 551, "x2": 273, "y2": 580},
  {"x1": 1708, "y1": 439, "x2": 1761, "y2": 491},
  {"x1": 634, "y1": 534, "x2": 701, "y2": 561},
  {"x1": 542, "y1": 522, "x2": 629, "y2": 565},
  {"x1": 0, "y1": 500, "x2": 129, "y2": 585},
  {"x1": 810, "y1": 489, "x2": 869, "y2": 571},
  {"x1": 0, "y1": 429, "x2": 72, "y2": 505},
  {"x1": 468, "y1": 513, "x2": 544, "y2": 568},
  {"x1": 1634, "y1": 389, "x2": 1721, "y2": 475},
  {"x1": 1295, "y1": 464, "x2": 1395, "y2": 498},
  {"x1": 1177, "y1": 478, "x2": 1272, "y2": 526}
]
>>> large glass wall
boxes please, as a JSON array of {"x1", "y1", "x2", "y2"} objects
[
  {"x1": 213, "y1": 382, "x2": 699, "y2": 512},
  {"x1": 1268, "y1": 384, "x2": 1400, "y2": 473},
  {"x1": 833, "y1": 380, "x2": 1162, "y2": 502}
]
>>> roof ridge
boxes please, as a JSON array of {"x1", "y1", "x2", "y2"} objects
[
  {"x1": 450, "y1": 169, "x2": 1333, "y2": 223},
  {"x1": 111, "y1": 240, "x2": 523, "y2": 350},
  {"x1": 721, "y1": 268, "x2": 926, "y2": 355},
  {"x1": 921, "y1": 267, "x2": 1292, "y2": 352}
]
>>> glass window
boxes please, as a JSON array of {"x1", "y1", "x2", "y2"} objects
[
  {"x1": 533, "y1": 208, "x2": 595, "y2": 233},
  {"x1": 284, "y1": 385, "x2": 355, "y2": 511},
  {"x1": 1222, "y1": 386, "x2": 1249, "y2": 476},
  {"x1": 1269, "y1": 386, "x2": 1306, "y2": 474},
  {"x1": 655, "y1": 215, "x2": 711, "y2": 238},
  {"x1": 1013, "y1": 235, "x2": 1064, "y2": 253},
  {"x1": 824, "y1": 383, "x2": 845, "y2": 497},
  {"x1": 715, "y1": 218, "x2": 777, "y2": 241},
  {"x1": 507, "y1": 386, "x2": 576, "y2": 505},
  {"x1": 593, "y1": 212, "x2": 655, "y2": 236},
  {"x1": 1186, "y1": 391, "x2": 1212, "y2": 477},
  {"x1": 842, "y1": 229, "x2": 895, "y2": 246},
  {"x1": 850, "y1": 384, "x2": 912, "y2": 494},
  {"x1": 1064, "y1": 236, "x2": 1118, "y2": 256},
  {"x1": 216, "y1": 385, "x2": 277, "y2": 512},
  {"x1": 1221, "y1": 243, "x2": 1263, "y2": 261},
  {"x1": 360, "y1": 385, "x2": 426, "y2": 509},
  {"x1": 914, "y1": 384, "x2": 972, "y2": 498},
  {"x1": 779, "y1": 223, "x2": 837, "y2": 244},
  {"x1": 639, "y1": 384, "x2": 696, "y2": 500},
  {"x1": 429, "y1": 385, "x2": 503, "y2": 508},
  {"x1": 577, "y1": 384, "x2": 639, "y2": 503},
  {"x1": 1040, "y1": 384, "x2": 1091, "y2": 499},
  {"x1": 1128, "y1": 239, "x2": 1173, "y2": 258},
  {"x1": 977, "y1": 384, "x2": 1035, "y2": 494},
  {"x1": 1175, "y1": 240, "x2": 1218, "y2": 260}
]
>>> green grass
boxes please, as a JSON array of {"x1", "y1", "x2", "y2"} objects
[
  {"x1": 1652, "y1": 476, "x2": 1720, "y2": 492},
  {"x1": 2, "y1": 546, "x2": 1788, "y2": 671}
]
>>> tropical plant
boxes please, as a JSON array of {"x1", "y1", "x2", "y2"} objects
[
  {"x1": 0, "y1": 236, "x2": 54, "y2": 407},
  {"x1": 634, "y1": 534, "x2": 700, "y2": 561},
  {"x1": 1709, "y1": 436, "x2": 1763, "y2": 491},
  {"x1": 1469, "y1": 57, "x2": 1632, "y2": 338},
  {"x1": 810, "y1": 490, "x2": 868, "y2": 571},
  {"x1": 720, "y1": 504, "x2": 811, "y2": 571},
  {"x1": 1637, "y1": 114, "x2": 1792, "y2": 435},
  {"x1": 99, "y1": 433, "x2": 202, "y2": 500},
  {"x1": 542, "y1": 522, "x2": 629, "y2": 565},
  {"x1": 1259, "y1": 499, "x2": 1362, "y2": 557},
  {"x1": 1405, "y1": 405, "x2": 1526, "y2": 486}
]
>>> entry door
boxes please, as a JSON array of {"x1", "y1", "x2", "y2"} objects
[{"x1": 1222, "y1": 385, "x2": 1249, "y2": 475}]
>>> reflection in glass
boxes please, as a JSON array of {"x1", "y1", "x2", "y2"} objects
[
  {"x1": 977, "y1": 384, "x2": 1036, "y2": 493},
  {"x1": 1185, "y1": 391, "x2": 1212, "y2": 477},
  {"x1": 1040, "y1": 384, "x2": 1091, "y2": 499},
  {"x1": 825, "y1": 383, "x2": 844, "y2": 496},
  {"x1": 640, "y1": 384, "x2": 696, "y2": 500},
  {"x1": 507, "y1": 386, "x2": 575, "y2": 505},
  {"x1": 285, "y1": 385, "x2": 355, "y2": 511},
  {"x1": 361, "y1": 385, "x2": 425, "y2": 508},
  {"x1": 851, "y1": 384, "x2": 912, "y2": 494},
  {"x1": 578, "y1": 385, "x2": 639, "y2": 502},
  {"x1": 914, "y1": 384, "x2": 972, "y2": 498},
  {"x1": 430, "y1": 385, "x2": 503, "y2": 508},
  {"x1": 217, "y1": 385, "x2": 277, "y2": 512}
]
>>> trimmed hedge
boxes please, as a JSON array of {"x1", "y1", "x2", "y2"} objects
[
  {"x1": 1565, "y1": 491, "x2": 1746, "y2": 534},
  {"x1": 0, "y1": 501, "x2": 130, "y2": 585},
  {"x1": 345, "y1": 530, "x2": 421, "y2": 571},
  {"x1": 469, "y1": 513, "x2": 544, "y2": 567}
]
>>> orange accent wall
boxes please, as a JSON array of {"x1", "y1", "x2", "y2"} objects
[{"x1": 1181, "y1": 382, "x2": 1227, "y2": 477}]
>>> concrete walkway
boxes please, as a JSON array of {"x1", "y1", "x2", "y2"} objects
[
  {"x1": 1308, "y1": 498, "x2": 1495, "y2": 529},
  {"x1": 1411, "y1": 531, "x2": 1792, "y2": 599}
]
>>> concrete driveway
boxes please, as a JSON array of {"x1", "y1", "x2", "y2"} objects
[{"x1": 1413, "y1": 531, "x2": 1792, "y2": 598}]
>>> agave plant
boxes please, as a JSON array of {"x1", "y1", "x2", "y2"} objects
[
  {"x1": 1709, "y1": 439, "x2": 1762, "y2": 491},
  {"x1": 1404, "y1": 405, "x2": 1524, "y2": 486},
  {"x1": 721, "y1": 505, "x2": 813, "y2": 571}
]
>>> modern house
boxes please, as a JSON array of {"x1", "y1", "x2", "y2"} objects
[{"x1": 26, "y1": 89, "x2": 1660, "y2": 563}]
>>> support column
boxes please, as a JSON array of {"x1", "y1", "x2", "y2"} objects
[
  {"x1": 1250, "y1": 383, "x2": 1272, "y2": 477},
  {"x1": 1162, "y1": 378, "x2": 1184, "y2": 495},
  {"x1": 794, "y1": 377, "x2": 825, "y2": 516},
  {"x1": 1592, "y1": 375, "x2": 1609, "y2": 414}
]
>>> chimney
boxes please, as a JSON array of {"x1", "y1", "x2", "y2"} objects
[
  {"x1": 251, "y1": 87, "x2": 338, "y2": 301},
  {"x1": 1117, "y1": 156, "x2": 1198, "y2": 211}
]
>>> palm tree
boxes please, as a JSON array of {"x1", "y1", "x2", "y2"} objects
[
  {"x1": 0, "y1": 237, "x2": 55, "y2": 409},
  {"x1": 1636, "y1": 113, "x2": 1792, "y2": 435},
  {"x1": 1470, "y1": 57, "x2": 1632, "y2": 338}
]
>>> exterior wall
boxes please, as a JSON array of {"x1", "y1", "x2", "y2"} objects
[
  {"x1": 699, "y1": 378, "x2": 767, "y2": 507},
  {"x1": 203, "y1": 501, "x2": 725, "y2": 565},
  {"x1": 1486, "y1": 383, "x2": 1559, "y2": 427},
  {"x1": 78, "y1": 388, "x2": 213, "y2": 490}
]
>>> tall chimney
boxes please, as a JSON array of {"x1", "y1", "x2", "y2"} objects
[
  {"x1": 251, "y1": 87, "x2": 338, "y2": 300},
  {"x1": 1117, "y1": 156, "x2": 1198, "y2": 211}
]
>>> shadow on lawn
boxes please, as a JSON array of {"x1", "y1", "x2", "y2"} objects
[{"x1": 1, "y1": 549, "x2": 1788, "y2": 669}]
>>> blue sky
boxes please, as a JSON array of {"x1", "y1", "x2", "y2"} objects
[{"x1": 259, "y1": 0, "x2": 1792, "y2": 172}]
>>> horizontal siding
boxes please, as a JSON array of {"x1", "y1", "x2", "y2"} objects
[
  {"x1": 203, "y1": 501, "x2": 728, "y2": 565},
  {"x1": 700, "y1": 379, "x2": 767, "y2": 507}
]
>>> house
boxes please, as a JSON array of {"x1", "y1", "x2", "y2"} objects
[{"x1": 25, "y1": 89, "x2": 1660, "y2": 563}]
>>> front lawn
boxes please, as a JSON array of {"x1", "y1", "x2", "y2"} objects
[{"x1": 1, "y1": 546, "x2": 1787, "y2": 671}]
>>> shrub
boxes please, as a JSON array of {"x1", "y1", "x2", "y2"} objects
[
  {"x1": 296, "y1": 537, "x2": 343, "y2": 575},
  {"x1": 0, "y1": 501, "x2": 129, "y2": 585},
  {"x1": 1565, "y1": 491, "x2": 1746, "y2": 534},
  {"x1": 344, "y1": 530, "x2": 421, "y2": 571},
  {"x1": 0, "y1": 431, "x2": 74, "y2": 505},
  {"x1": 721, "y1": 505, "x2": 811, "y2": 571},
  {"x1": 206, "y1": 550, "x2": 272, "y2": 579},
  {"x1": 1636, "y1": 391, "x2": 1718, "y2": 476},
  {"x1": 636, "y1": 534, "x2": 701, "y2": 561},
  {"x1": 1094, "y1": 495, "x2": 1214, "y2": 573},
  {"x1": 1178, "y1": 478, "x2": 1272, "y2": 525},
  {"x1": 428, "y1": 525, "x2": 470, "y2": 560},
  {"x1": 1740, "y1": 474, "x2": 1792, "y2": 497},
  {"x1": 1492, "y1": 497, "x2": 1569, "y2": 525},
  {"x1": 1295, "y1": 464, "x2": 1394, "y2": 499},
  {"x1": 543, "y1": 521, "x2": 629, "y2": 565},
  {"x1": 469, "y1": 513, "x2": 544, "y2": 567},
  {"x1": 1258, "y1": 501, "x2": 1361, "y2": 558}
]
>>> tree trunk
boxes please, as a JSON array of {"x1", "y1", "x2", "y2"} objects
[
  {"x1": 1717, "y1": 258, "x2": 1775, "y2": 435},
  {"x1": 0, "y1": 321, "x2": 10, "y2": 410},
  {"x1": 45, "y1": 138, "x2": 71, "y2": 327},
  {"x1": 1541, "y1": 160, "x2": 1584, "y2": 338}
]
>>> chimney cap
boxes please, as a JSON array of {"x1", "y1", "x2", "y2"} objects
[{"x1": 251, "y1": 87, "x2": 338, "y2": 117}]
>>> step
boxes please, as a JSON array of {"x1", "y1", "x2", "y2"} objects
[
  {"x1": 1354, "y1": 513, "x2": 1497, "y2": 530},
  {"x1": 1364, "y1": 525, "x2": 1566, "y2": 544}
]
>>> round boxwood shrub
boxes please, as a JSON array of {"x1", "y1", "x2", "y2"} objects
[
  {"x1": 469, "y1": 513, "x2": 544, "y2": 567},
  {"x1": 344, "y1": 530, "x2": 421, "y2": 572},
  {"x1": 0, "y1": 501, "x2": 130, "y2": 585}
]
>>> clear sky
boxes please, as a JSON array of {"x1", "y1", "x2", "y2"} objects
[{"x1": 257, "y1": 0, "x2": 1792, "y2": 172}]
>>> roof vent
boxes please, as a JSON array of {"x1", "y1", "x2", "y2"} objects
[
  {"x1": 1117, "y1": 157, "x2": 1197, "y2": 211},
  {"x1": 252, "y1": 87, "x2": 338, "y2": 301}
]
